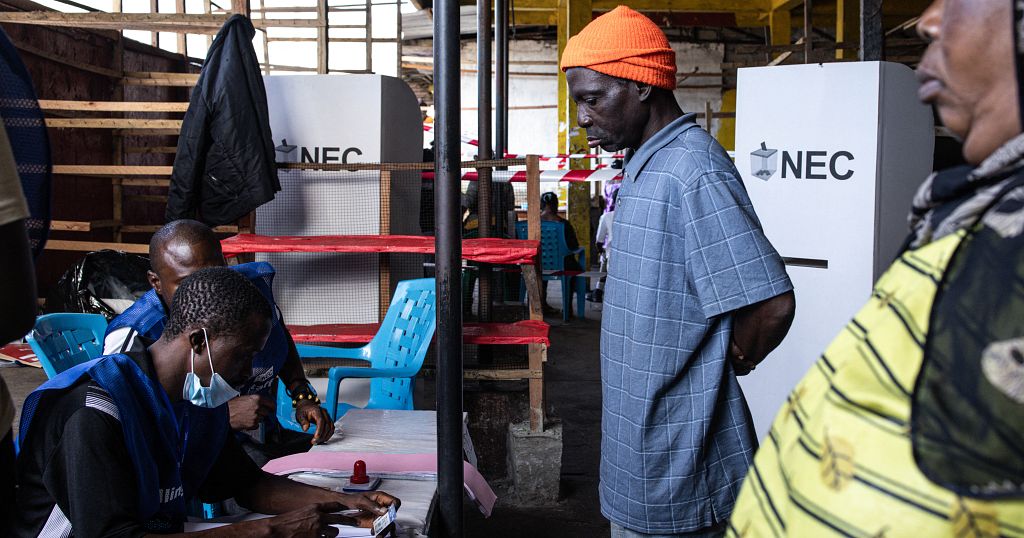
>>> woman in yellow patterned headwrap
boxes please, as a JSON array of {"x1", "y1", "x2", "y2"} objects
[{"x1": 728, "y1": 1, "x2": 1024, "y2": 536}]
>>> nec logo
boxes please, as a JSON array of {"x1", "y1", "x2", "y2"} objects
[{"x1": 750, "y1": 142, "x2": 855, "y2": 181}]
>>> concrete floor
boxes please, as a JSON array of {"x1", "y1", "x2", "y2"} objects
[
  {"x1": 1, "y1": 293, "x2": 609, "y2": 537},
  {"x1": 465, "y1": 311, "x2": 607, "y2": 537}
]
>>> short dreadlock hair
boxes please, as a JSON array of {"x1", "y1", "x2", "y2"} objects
[{"x1": 163, "y1": 267, "x2": 272, "y2": 340}]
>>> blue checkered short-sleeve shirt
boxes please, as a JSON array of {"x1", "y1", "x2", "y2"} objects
[{"x1": 600, "y1": 114, "x2": 792, "y2": 534}]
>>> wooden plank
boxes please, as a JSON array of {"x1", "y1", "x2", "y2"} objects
[
  {"x1": 53, "y1": 165, "x2": 172, "y2": 176},
  {"x1": 121, "y1": 78, "x2": 196, "y2": 87},
  {"x1": 45, "y1": 239, "x2": 149, "y2": 254},
  {"x1": 121, "y1": 224, "x2": 238, "y2": 233},
  {"x1": 464, "y1": 369, "x2": 543, "y2": 381},
  {"x1": 125, "y1": 146, "x2": 178, "y2": 154},
  {"x1": 124, "y1": 71, "x2": 199, "y2": 80},
  {"x1": 317, "y1": 0, "x2": 328, "y2": 75},
  {"x1": 126, "y1": 194, "x2": 169, "y2": 203},
  {"x1": 114, "y1": 128, "x2": 180, "y2": 136},
  {"x1": 46, "y1": 118, "x2": 183, "y2": 129},
  {"x1": 121, "y1": 179, "x2": 170, "y2": 187},
  {"x1": 526, "y1": 155, "x2": 541, "y2": 241},
  {"x1": 0, "y1": 15, "x2": 229, "y2": 34},
  {"x1": 49, "y1": 220, "x2": 118, "y2": 232},
  {"x1": 11, "y1": 39, "x2": 122, "y2": 78},
  {"x1": 232, "y1": 0, "x2": 251, "y2": 16},
  {"x1": 522, "y1": 265, "x2": 544, "y2": 323},
  {"x1": 39, "y1": 100, "x2": 189, "y2": 112}
]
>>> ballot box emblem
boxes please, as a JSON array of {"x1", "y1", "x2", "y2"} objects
[
  {"x1": 275, "y1": 138, "x2": 298, "y2": 163},
  {"x1": 751, "y1": 142, "x2": 778, "y2": 181}
]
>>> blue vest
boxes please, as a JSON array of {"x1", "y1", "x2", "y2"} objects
[
  {"x1": 18, "y1": 355, "x2": 229, "y2": 531},
  {"x1": 106, "y1": 262, "x2": 289, "y2": 396}
]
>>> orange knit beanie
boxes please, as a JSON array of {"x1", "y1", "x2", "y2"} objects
[{"x1": 560, "y1": 6, "x2": 676, "y2": 90}]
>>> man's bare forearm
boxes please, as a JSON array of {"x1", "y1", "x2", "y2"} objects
[
  {"x1": 235, "y1": 472, "x2": 344, "y2": 515},
  {"x1": 731, "y1": 290, "x2": 796, "y2": 366}
]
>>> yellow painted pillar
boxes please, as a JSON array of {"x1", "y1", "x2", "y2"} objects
[
  {"x1": 557, "y1": 0, "x2": 593, "y2": 268},
  {"x1": 770, "y1": 8, "x2": 792, "y2": 59},
  {"x1": 836, "y1": 0, "x2": 859, "y2": 59}
]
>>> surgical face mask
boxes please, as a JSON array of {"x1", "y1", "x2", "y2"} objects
[{"x1": 182, "y1": 328, "x2": 240, "y2": 408}]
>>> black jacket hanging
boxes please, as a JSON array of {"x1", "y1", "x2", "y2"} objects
[{"x1": 166, "y1": 15, "x2": 280, "y2": 226}]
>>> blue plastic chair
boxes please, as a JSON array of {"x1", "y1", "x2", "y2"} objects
[
  {"x1": 26, "y1": 313, "x2": 108, "y2": 378},
  {"x1": 275, "y1": 278, "x2": 437, "y2": 430},
  {"x1": 516, "y1": 220, "x2": 586, "y2": 322}
]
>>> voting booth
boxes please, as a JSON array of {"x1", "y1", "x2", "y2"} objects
[
  {"x1": 734, "y1": 62, "x2": 935, "y2": 437},
  {"x1": 258, "y1": 75, "x2": 423, "y2": 325}
]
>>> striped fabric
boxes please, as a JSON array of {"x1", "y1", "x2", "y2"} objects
[{"x1": 727, "y1": 230, "x2": 1024, "y2": 537}]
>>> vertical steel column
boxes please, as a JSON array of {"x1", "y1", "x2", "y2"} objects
[
  {"x1": 860, "y1": 0, "x2": 883, "y2": 61},
  {"x1": 495, "y1": 0, "x2": 508, "y2": 159},
  {"x1": 803, "y1": 0, "x2": 812, "y2": 63},
  {"x1": 434, "y1": 0, "x2": 464, "y2": 532},
  {"x1": 477, "y1": 0, "x2": 493, "y2": 322}
]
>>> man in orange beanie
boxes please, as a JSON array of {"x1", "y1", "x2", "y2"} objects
[{"x1": 561, "y1": 6, "x2": 796, "y2": 537}]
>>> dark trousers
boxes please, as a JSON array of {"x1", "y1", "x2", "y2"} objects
[{"x1": 1, "y1": 429, "x2": 15, "y2": 536}]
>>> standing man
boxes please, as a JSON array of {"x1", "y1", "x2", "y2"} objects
[
  {"x1": 0, "y1": 110, "x2": 36, "y2": 536},
  {"x1": 105, "y1": 220, "x2": 334, "y2": 465},
  {"x1": 729, "y1": 1, "x2": 1024, "y2": 535},
  {"x1": 561, "y1": 7, "x2": 795, "y2": 536}
]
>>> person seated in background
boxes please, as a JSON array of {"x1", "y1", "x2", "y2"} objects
[
  {"x1": 539, "y1": 191, "x2": 584, "y2": 314},
  {"x1": 727, "y1": 1, "x2": 1024, "y2": 535},
  {"x1": 588, "y1": 189, "x2": 617, "y2": 304},
  {"x1": 105, "y1": 219, "x2": 333, "y2": 466},
  {"x1": 14, "y1": 268, "x2": 399, "y2": 537}
]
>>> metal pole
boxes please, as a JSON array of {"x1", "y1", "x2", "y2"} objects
[
  {"x1": 803, "y1": 0, "x2": 812, "y2": 63},
  {"x1": 434, "y1": 0, "x2": 464, "y2": 531},
  {"x1": 860, "y1": 0, "x2": 883, "y2": 61},
  {"x1": 477, "y1": 0, "x2": 493, "y2": 322},
  {"x1": 495, "y1": 0, "x2": 508, "y2": 159}
]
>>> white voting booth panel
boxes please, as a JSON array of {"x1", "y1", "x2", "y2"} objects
[
  {"x1": 258, "y1": 75, "x2": 423, "y2": 325},
  {"x1": 734, "y1": 62, "x2": 934, "y2": 438}
]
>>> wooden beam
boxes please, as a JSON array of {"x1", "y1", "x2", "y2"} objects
[
  {"x1": 120, "y1": 224, "x2": 238, "y2": 233},
  {"x1": 125, "y1": 146, "x2": 178, "y2": 154},
  {"x1": 176, "y1": 0, "x2": 187, "y2": 56},
  {"x1": 39, "y1": 100, "x2": 189, "y2": 112},
  {"x1": 232, "y1": 0, "x2": 250, "y2": 16},
  {"x1": 49, "y1": 220, "x2": 118, "y2": 232},
  {"x1": 121, "y1": 78, "x2": 197, "y2": 87},
  {"x1": 53, "y1": 165, "x2": 173, "y2": 176},
  {"x1": 121, "y1": 179, "x2": 171, "y2": 187},
  {"x1": 0, "y1": 12, "x2": 231, "y2": 34},
  {"x1": 45, "y1": 240, "x2": 149, "y2": 254},
  {"x1": 464, "y1": 369, "x2": 543, "y2": 380},
  {"x1": 46, "y1": 118, "x2": 183, "y2": 129},
  {"x1": 11, "y1": 39, "x2": 122, "y2": 78}
]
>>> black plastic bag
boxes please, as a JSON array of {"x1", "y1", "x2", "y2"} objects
[{"x1": 45, "y1": 250, "x2": 151, "y2": 320}]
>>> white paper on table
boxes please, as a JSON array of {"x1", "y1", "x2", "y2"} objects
[{"x1": 184, "y1": 514, "x2": 385, "y2": 536}]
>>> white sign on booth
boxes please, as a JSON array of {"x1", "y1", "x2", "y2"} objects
[
  {"x1": 258, "y1": 75, "x2": 422, "y2": 325},
  {"x1": 734, "y1": 62, "x2": 934, "y2": 437}
]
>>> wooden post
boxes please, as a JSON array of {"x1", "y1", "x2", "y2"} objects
[
  {"x1": 150, "y1": 0, "x2": 159, "y2": 47},
  {"x1": 364, "y1": 0, "x2": 372, "y2": 73},
  {"x1": 236, "y1": 212, "x2": 256, "y2": 263},
  {"x1": 317, "y1": 0, "x2": 328, "y2": 74},
  {"x1": 704, "y1": 100, "x2": 713, "y2": 133},
  {"x1": 525, "y1": 157, "x2": 545, "y2": 432},
  {"x1": 204, "y1": 0, "x2": 213, "y2": 49},
  {"x1": 176, "y1": 0, "x2": 187, "y2": 57},
  {"x1": 860, "y1": 0, "x2": 882, "y2": 61},
  {"x1": 378, "y1": 170, "x2": 392, "y2": 322},
  {"x1": 232, "y1": 0, "x2": 250, "y2": 17}
]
